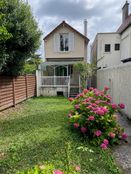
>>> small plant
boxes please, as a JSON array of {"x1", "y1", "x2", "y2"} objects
[
  {"x1": 17, "y1": 163, "x2": 80, "y2": 174},
  {"x1": 17, "y1": 143, "x2": 80, "y2": 174},
  {"x1": 68, "y1": 87, "x2": 127, "y2": 149}
]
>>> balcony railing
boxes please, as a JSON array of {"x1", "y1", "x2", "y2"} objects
[{"x1": 41, "y1": 76, "x2": 70, "y2": 87}]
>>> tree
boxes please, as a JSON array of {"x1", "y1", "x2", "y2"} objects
[
  {"x1": 74, "y1": 61, "x2": 95, "y2": 90},
  {"x1": 22, "y1": 54, "x2": 42, "y2": 74},
  {"x1": 0, "y1": 0, "x2": 12, "y2": 70},
  {"x1": 0, "y1": 0, "x2": 42, "y2": 75}
]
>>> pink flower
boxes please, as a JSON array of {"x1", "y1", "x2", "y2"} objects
[
  {"x1": 94, "y1": 130, "x2": 102, "y2": 137},
  {"x1": 96, "y1": 107, "x2": 108, "y2": 115},
  {"x1": 75, "y1": 166, "x2": 81, "y2": 171},
  {"x1": 81, "y1": 127, "x2": 87, "y2": 133},
  {"x1": 74, "y1": 123, "x2": 79, "y2": 129},
  {"x1": 100, "y1": 143, "x2": 107, "y2": 149},
  {"x1": 68, "y1": 98, "x2": 73, "y2": 102},
  {"x1": 118, "y1": 103, "x2": 125, "y2": 109},
  {"x1": 122, "y1": 133, "x2": 128, "y2": 139},
  {"x1": 79, "y1": 93, "x2": 84, "y2": 97},
  {"x1": 106, "y1": 95, "x2": 111, "y2": 101},
  {"x1": 95, "y1": 100, "x2": 100, "y2": 105},
  {"x1": 91, "y1": 103, "x2": 97, "y2": 107},
  {"x1": 88, "y1": 116, "x2": 95, "y2": 121},
  {"x1": 104, "y1": 86, "x2": 109, "y2": 91},
  {"x1": 86, "y1": 105, "x2": 93, "y2": 109},
  {"x1": 109, "y1": 132, "x2": 115, "y2": 138},
  {"x1": 53, "y1": 170, "x2": 63, "y2": 174},
  {"x1": 89, "y1": 87, "x2": 94, "y2": 91},
  {"x1": 111, "y1": 103, "x2": 117, "y2": 109},
  {"x1": 96, "y1": 109, "x2": 104, "y2": 116},
  {"x1": 103, "y1": 139, "x2": 109, "y2": 145},
  {"x1": 75, "y1": 104, "x2": 80, "y2": 109},
  {"x1": 102, "y1": 107, "x2": 108, "y2": 114},
  {"x1": 94, "y1": 92, "x2": 99, "y2": 96},
  {"x1": 83, "y1": 89, "x2": 89, "y2": 94}
]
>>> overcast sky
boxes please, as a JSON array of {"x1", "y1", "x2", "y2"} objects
[{"x1": 28, "y1": 0, "x2": 131, "y2": 59}]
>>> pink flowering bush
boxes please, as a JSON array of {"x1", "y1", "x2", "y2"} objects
[{"x1": 68, "y1": 87, "x2": 127, "y2": 149}]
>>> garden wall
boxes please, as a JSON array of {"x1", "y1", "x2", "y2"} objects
[
  {"x1": 0, "y1": 75, "x2": 36, "y2": 111},
  {"x1": 97, "y1": 62, "x2": 131, "y2": 119}
]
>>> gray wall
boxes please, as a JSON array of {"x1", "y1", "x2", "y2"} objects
[{"x1": 97, "y1": 62, "x2": 131, "y2": 119}]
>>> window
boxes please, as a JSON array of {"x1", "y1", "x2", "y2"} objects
[
  {"x1": 60, "y1": 33, "x2": 69, "y2": 51},
  {"x1": 115, "y1": 43, "x2": 120, "y2": 51},
  {"x1": 105, "y1": 44, "x2": 110, "y2": 52}
]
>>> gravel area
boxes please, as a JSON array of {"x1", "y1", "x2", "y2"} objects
[{"x1": 113, "y1": 113, "x2": 131, "y2": 174}]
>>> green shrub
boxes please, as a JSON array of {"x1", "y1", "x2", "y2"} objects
[{"x1": 68, "y1": 87, "x2": 127, "y2": 149}]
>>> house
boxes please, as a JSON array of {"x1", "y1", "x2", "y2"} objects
[
  {"x1": 91, "y1": 1, "x2": 131, "y2": 68},
  {"x1": 40, "y1": 20, "x2": 89, "y2": 97},
  {"x1": 91, "y1": 1, "x2": 131, "y2": 87}
]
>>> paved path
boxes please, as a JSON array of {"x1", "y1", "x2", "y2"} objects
[{"x1": 113, "y1": 113, "x2": 131, "y2": 174}]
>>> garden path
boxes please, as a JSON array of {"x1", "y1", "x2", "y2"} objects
[{"x1": 113, "y1": 113, "x2": 131, "y2": 174}]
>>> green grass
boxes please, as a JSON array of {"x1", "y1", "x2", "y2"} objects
[{"x1": 0, "y1": 97, "x2": 123, "y2": 174}]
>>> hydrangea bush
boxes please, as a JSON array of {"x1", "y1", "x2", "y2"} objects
[{"x1": 68, "y1": 87, "x2": 127, "y2": 149}]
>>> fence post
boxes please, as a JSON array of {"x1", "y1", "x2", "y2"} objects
[
  {"x1": 12, "y1": 77, "x2": 16, "y2": 107},
  {"x1": 25, "y1": 75, "x2": 28, "y2": 99},
  {"x1": 36, "y1": 70, "x2": 41, "y2": 97}
]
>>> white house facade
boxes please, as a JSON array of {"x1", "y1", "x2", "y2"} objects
[{"x1": 91, "y1": 1, "x2": 131, "y2": 69}]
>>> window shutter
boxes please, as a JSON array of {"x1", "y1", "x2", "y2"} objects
[
  {"x1": 54, "y1": 33, "x2": 60, "y2": 52},
  {"x1": 69, "y1": 32, "x2": 74, "y2": 51}
]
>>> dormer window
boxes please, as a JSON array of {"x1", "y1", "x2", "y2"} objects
[{"x1": 60, "y1": 33, "x2": 69, "y2": 51}]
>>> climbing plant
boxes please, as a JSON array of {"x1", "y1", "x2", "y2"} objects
[{"x1": 74, "y1": 61, "x2": 95, "y2": 90}]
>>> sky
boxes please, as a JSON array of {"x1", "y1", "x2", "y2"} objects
[{"x1": 27, "y1": 0, "x2": 130, "y2": 59}]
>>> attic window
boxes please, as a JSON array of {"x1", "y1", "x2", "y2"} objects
[{"x1": 60, "y1": 33, "x2": 69, "y2": 51}]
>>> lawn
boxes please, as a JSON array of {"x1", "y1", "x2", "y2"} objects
[{"x1": 0, "y1": 97, "x2": 123, "y2": 174}]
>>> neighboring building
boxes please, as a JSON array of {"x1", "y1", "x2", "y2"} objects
[
  {"x1": 91, "y1": 33, "x2": 121, "y2": 69},
  {"x1": 40, "y1": 20, "x2": 89, "y2": 97},
  {"x1": 91, "y1": 1, "x2": 131, "y2": 69}
]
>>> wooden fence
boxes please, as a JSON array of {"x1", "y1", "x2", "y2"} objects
[{"x1": 0, "y1": 75, "x2": 36, "y2": 111}]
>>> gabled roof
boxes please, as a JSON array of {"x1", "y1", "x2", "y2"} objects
[
  {"x1": 117, "y1": 14, "x2": 131, "y2": 34},
  {"x1": 44, "y1": 21, "x2": 89, "y2": 43}
]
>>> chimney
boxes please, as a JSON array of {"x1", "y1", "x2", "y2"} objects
[
  {"x1": 84, "y1": 19, "x2": 87, "y2": 37},
  {"x1": 122, "y1": 1, "x2": 129, "y2": 23}
]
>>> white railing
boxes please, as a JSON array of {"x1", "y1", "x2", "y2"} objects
[
  {"x1": 68, "y1": 76, "x2": 70, "y2": 97},
  {"x1": 41, "y1": 76, "x2": 70, "y2": 87}
]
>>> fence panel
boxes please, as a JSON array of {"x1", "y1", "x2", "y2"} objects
[
  {"x1": 0, "y1": 75, "x2": 36, "y2": 111},
  {"x1": 97, "y1": 63, "x2": 131, "y2": 119}
]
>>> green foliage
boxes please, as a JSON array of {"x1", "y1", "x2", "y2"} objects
[
  {"x1": 0, "y1": 0, "x2": 42, "y2": 75},
  {"x1": 0, "y1": 0, "x2": 12, "y2": 70},
  {"x1": 22, "y1": 54, "x2": 42, "y2": 74},
  {"x1": 74, "y1": 61, "x2": 95, "y2": 90},
  {"x1": 68, "y1": 87, "x2": 127, "y2": 148}
]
